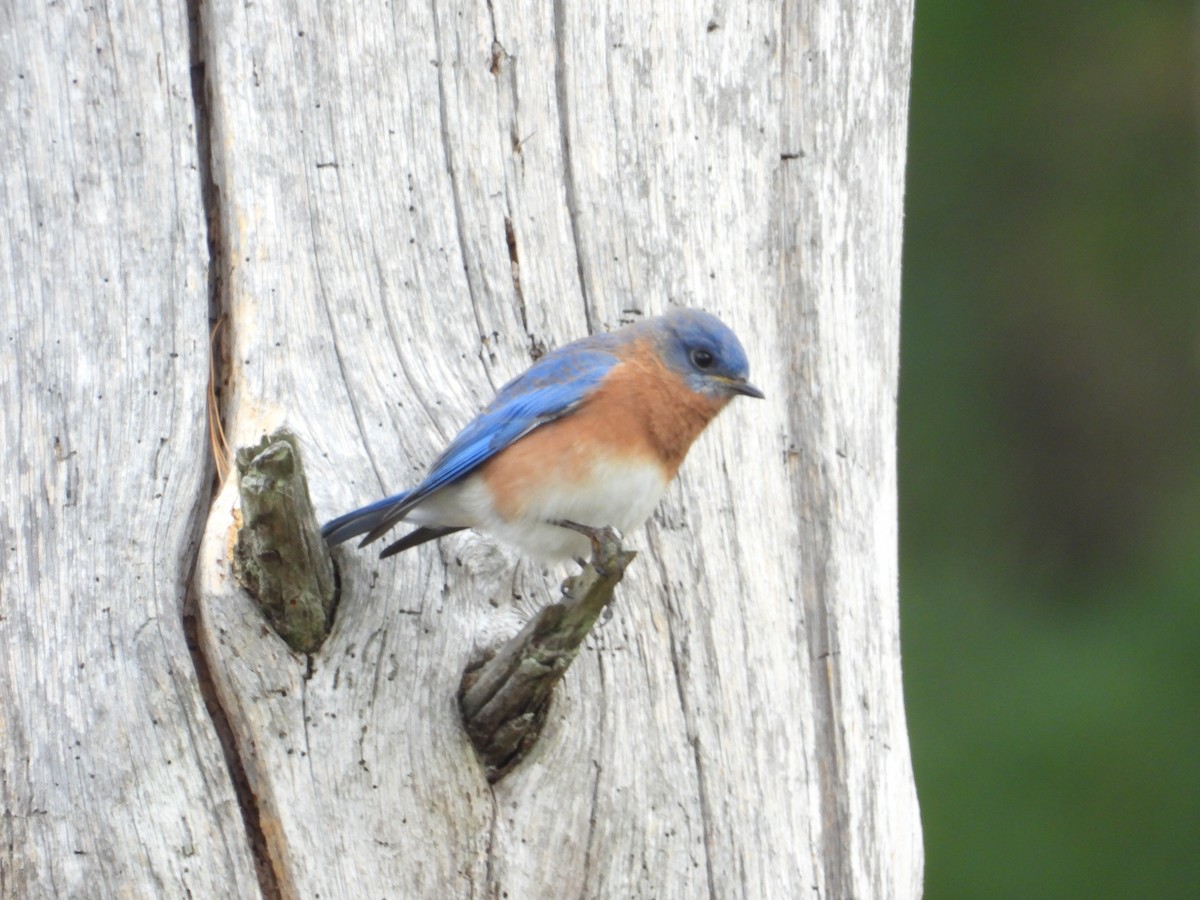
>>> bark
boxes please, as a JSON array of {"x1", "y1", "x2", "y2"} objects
[{"x1": 0, "y1": 1, "x2": 261, "y2": 894}]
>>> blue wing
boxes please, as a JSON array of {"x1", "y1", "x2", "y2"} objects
[{"x1": 322, "y1": 343, "x2": 620, "y2": 548}]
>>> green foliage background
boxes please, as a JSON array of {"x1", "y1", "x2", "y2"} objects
[{"x1": 900, "y1": 2, "x2": 1200, "y2": 897}]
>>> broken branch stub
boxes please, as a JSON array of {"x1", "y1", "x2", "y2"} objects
[
  {"x1": 459, "y1": 529, "x2": 636, "y2": 782},
  {"x1": 233, "y1": 431, "x2": 336, "y2": 654}
]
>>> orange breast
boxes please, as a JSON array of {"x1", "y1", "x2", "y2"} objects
[{"x1": 479, "y1": 338, "x2": 729, "y2": 520}]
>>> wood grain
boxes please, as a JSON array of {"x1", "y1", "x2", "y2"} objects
[
  {"x1": 0, "y1": 1, "x2": 260, "y2": 895},
  {"x1": 4, "y1": 0, "x2": 921, "y2": 895}
]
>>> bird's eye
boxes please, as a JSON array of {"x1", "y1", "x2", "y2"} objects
[{"x1": 690, "y1": 348, "x2": 716, "y2": 370}]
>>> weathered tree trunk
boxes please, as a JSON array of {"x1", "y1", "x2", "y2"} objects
[
  {"x1": 2, "y1": 0, "x2": 921, "y2": 896},
  {"x1": 0, "y1": 1, "x2": 263, "y2": 895}
]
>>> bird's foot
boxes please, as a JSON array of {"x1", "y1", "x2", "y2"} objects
[{"x1": 552, "y1": 520, "x2": 624, "y2": 575}]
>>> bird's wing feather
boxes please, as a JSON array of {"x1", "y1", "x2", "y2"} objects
[
  {"x1": 321, "y1": 490, "x2": 413, "y2": 545},
  {"x1": 324, "y1": 345, "x2": 621, "y2": 548},
  {"x1": 410, "y1": 346, "x2": 619, "y2": 503},
  {"x1": 378, "y1": 526, "x2": 467, "y2": 558}
]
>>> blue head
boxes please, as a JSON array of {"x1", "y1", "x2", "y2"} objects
[{"x1": 651, "y1": 308, "x2": 765, "y2": 400}]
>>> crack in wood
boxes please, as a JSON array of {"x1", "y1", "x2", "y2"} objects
[
  {"x1": 185, "y1": 3, "x2": 281, "y2": 896},
  {"x1": 504, "y1": 215, "x2": 523, "y2": 304},
  {"x1": 661, "y1": 576, "x2": 718, "y2": 900},
  {"x1": 552, "y1": 0, "x2": 592, "y2": 331}
]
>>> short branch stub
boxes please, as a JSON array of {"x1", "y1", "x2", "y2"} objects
[
  {"x1": 459, "y1": 527, "x2": 636, "y2": 782},
  {"x1": 233, "y1": 431, "x2": 336, "y2": 653}
]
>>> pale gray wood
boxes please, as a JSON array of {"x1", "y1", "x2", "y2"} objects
[
  {"x1": 0, "y1": 1, "x2": 261, "y2": 896},
  {"x1": 182, "y1": 0, "x2": 924, "y2": 898},
  {"x1": 778, "y1": 3, "x2": 925, "y2": 895},
  {"x1": 0, "y1": 0, "x2": 922, "y2": 893}
]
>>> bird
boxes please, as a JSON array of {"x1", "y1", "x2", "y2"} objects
[{"x1": 321, "y1": 308, "x2": 764, "y2": 562}]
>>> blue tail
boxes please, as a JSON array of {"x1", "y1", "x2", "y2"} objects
[{"x1": 321, "y1": 492, "x2": 411, "y2": 546}]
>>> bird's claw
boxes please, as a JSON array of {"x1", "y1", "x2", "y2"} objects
[{"x1": 552, "y1": 519, "x2": 624, "y2": 573}]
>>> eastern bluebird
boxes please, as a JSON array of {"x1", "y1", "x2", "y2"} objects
[{"x1": 322, "y1": 308, "x2": 763, "y2": 562}]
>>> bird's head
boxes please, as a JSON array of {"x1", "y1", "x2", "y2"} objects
[{"x1": 655, "y1": 308, "x2": 765, "y2": 401}]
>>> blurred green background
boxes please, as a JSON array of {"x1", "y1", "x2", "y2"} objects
[{"x1": 900, "y1": 1, "x2": 1200, "y2": 897}]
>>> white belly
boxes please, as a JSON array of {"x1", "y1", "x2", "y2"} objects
[{"x1": 411, "y1": 458, "x2": 670, "y2": 561}]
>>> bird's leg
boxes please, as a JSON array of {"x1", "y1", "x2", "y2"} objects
[
  {"x1": 551, "y1": 519, "x2": 624, "y2": 574},
  {"x1": 552, "y1": 519, "x2": 622, "y2": 553}
]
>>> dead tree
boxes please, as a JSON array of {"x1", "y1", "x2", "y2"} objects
[{"x1": 1, "y1": 0, "x2": 921, "y2": 896}]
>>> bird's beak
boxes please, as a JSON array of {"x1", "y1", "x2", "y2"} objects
[{"x1": 727, "y1": 378, "x2": 765, "y2": 399}]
